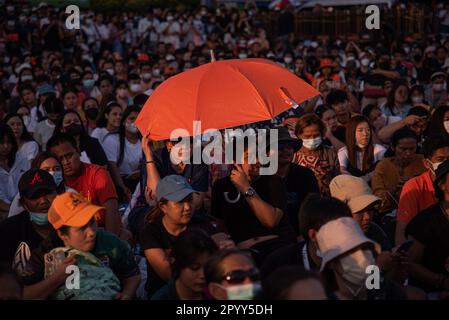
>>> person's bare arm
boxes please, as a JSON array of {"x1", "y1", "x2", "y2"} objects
[
  {"x1": 231, "y1": 165, "x2": 283, "y2": 228},
  {"x1": 395, "y1": 221, "x2": 408, "y2": 247},
  {"x1": 143, "y1": 248, "x2": 171, "y2": 281},
  {"x1": 304, "y1": 95, "x2": 321, "y2": 113},
  {"x1": 372, "y1": 69, "x2": 400, "y2": 79},
  {"x1": 324, "y1": 127, "x2": 346, "y2": 151},
  {"x1": 103, "y1": 198, "x2": 122, "y2": 236},
  {"x1": 107, "y1": 161, "x2": 131, "y2": 201},
  {"x1": 116, "y1": 274, "x2": 141, "y2": 300},
  {"x1": 142, "y1": 137, "x2": 160, "y2": 201},
  {"x1": 378, "y1": 115, "x2": 419, "y2": 144},
  {"x1": 347, "y1": 89, "x2": 361, "y2": 113},
  {"x1": 23, "y1": 257, "x2": 76, "y2": 300}
]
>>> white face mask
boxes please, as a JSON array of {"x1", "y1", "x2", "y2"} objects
[
  {"x1": 126, "y1": 122, "x2": 139, "y2": 134},
  {"x1": 302, "y1": 137, "x2": 322, "y2": 150},
  {"x1": 142, "y1": 73, "x2": 152, "y2": 81},
  {"x1": 284, "y1": 57, "x2": 293, "y2": 64},
  {"x1": 444, "y1": 121, "x2": 449, "y2": 134},
  {"x1": 361, "y1": 58, "x2": 370, "y2": 67},
  {"x1": 339, "y1": 249, "x2": 375, "y2": 287},
  {"x1": 21, "y1": 75, "x2": 33, "y2": 82},
  {"x1": 431, "y1": 160, "x2": 443, "y2": 172},
  {"x1": 411, "y1": 95, "x2": 423, "y2": 104},
  {"x1": 433, "y1": 83, "x2": 446, "y2": 92},
  {"x1": 238, "y1": 53, "x2": 248, "y2": 59},
  {"x1": 130, "y1": 84, "x2": 141, "y2": 92},
  {"x1": 152, "y1": 69, "x2": 160, "y2": 77},
  {"x1": 217, "y1": 282, "x2": 262, "y2": 300},
  {"x1": 105, "y1": 68, "x2": 114, "y2": 76},
  {"x1": 49, "y1": 170, "x2": 63, "y2": 186}
]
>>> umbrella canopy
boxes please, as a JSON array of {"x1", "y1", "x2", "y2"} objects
[{"x1": 136, "y1": 58, "x2": 320, "y2": 141}]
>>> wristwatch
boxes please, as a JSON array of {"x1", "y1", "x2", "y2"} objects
[{"x1": 244, "y1": 187, "x2": 256, "y2": 198}]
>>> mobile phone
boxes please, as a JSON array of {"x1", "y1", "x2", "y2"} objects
[{"x1": 397, "y1": 240, "x2": 414, "y2": 253}]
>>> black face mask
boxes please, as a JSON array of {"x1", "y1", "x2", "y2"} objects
[
  {"x1": 65, "y1": 123, "x2": 83, "y2": 136},
  {"x1": 84, "y1": 108, "x2": 99, "y2": 120}
]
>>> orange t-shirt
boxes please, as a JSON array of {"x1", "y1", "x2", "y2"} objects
[
  {"x1": 65, "y1": 163, "x2": 118, "y2": 227},
  {"x1": 397, "y1": 171, "x2": 437, "y2": 224}
]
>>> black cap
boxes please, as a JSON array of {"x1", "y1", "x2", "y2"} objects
[
  {"x1": 275, "y1": 126, "x2": 302, "y2": 152},
  {"x1": 19, "y1": 169, "x2": 57, "y2": 199}
]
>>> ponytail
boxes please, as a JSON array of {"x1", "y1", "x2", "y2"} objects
[{"x1": 144, "y1": 198, "x2": 167, "y2": 224}]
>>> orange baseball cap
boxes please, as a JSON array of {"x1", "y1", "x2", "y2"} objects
[{"x1": 48, "y1": 192, "x2": 104, "y2": 230}]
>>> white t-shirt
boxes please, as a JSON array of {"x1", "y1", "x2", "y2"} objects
[
  {"x1": 34, "y1": 119, "x2": 55, "y2": 150},
  {"x1": 338, "y1": 144, "x2": 387, "y2": 171},
  {"x1": 29, "y1": 105, "x2": 46, "y2": 133},
  {"x1": 0, "y1": 154, "x2": 30, "y2": 203},
  {"x1": 18, "y1": 141, "x2": 39, "y2": 162},
  {"x1": 103, "y1": 134, "x2": 142, "y2": 176},
  {"x1": 90, "y1": 127, "x2": 110, "y2": 144}
]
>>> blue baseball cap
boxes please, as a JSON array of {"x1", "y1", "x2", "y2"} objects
[
  {"x1": 37, "y1": 83, "x2": 56, "y2": 96},
  {"x1": 155, "y1": 175, "x2": 197, "y2": 202}
]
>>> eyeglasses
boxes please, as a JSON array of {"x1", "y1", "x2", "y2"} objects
[{"x1": 221, "y1": 268, "x2": 260, "y2": 285}]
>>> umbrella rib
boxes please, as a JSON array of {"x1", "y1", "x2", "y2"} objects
[{"x1": 233, "y1": 68, "x2": 275, "y2": 119}]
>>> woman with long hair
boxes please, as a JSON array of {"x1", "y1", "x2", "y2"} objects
[
  {"x1": 0, "y1": 123, "x2": 30, "y2": 220},
  {"x1": 338, "y1": 115, "x2": 386, "y2": 182},
  {"x1": 380, "y1": 80, "x2": 412, "y2": 119},
  {"x1": 4, "y1": 113, "x2": 40, "y2": 163},
  {"x1": 427, "y1": 105, "x2": 449, "y2": 140},
  {"x1": 102, "y1": 105, "x2": 141, "y2": 201},
  {"x1": 139, "y1": 175, "x2": 197, "y2": 299},
  {"x1": 91, "y1": 101, "x2": 122, "y2": 143},
  {"x1": 54, "y1": 110, "x2": 108, "y2": 166}
]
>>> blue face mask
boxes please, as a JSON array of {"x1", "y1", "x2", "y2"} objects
[
  {"x1": 30, "y1": 212, "x2": 49, "y2": 226},
  {"x1": 49, "y1": 170, "x2": 63, "y2": 186},
  {"x1": 83, "y1": 79, "x2": 95, "y2": 88}
]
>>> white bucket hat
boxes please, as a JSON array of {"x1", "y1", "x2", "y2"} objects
[
  {"x1": 330, "y1": 175, "x2": 381, "y2": 214},
  {"x1": 317, "y1": 217, "x2": 381, "y2": 272}
]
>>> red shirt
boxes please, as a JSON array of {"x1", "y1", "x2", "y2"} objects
[
  {"x1": 397, "y1": 171, "x2": 437, "y2": 224},
  {"x1": 65, "y1": 163, "x2": 118, "y2": 227}
]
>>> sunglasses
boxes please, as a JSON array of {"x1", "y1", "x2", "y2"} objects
[{"x1": 221, "y1": 268, "x2": 260, "y2": 285}]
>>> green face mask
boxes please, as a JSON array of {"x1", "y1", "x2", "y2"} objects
[{"x1": 29, "y1": 212, "x2": 49, "y2": 226}]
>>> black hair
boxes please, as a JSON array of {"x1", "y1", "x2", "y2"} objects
[
  {"x1": 0, "y1": 123, "x2": 18, "y2": 168},
  {"x1": 3, "y1": 113, "x2": 35, "y2": 142},
  {"x1": 133, "y1": 94, "x2": 149, "y2": 108},
  {"x1": 314, "y1": 104, "x2": 333, "y2": 119},
  {"x1": 115, "y1": 105, "x2": 141, "y2": 166},
  {"x1": 421, "y1": 137, "x2": 449, "y2": 160},
  {"x1": 325, "y1": 89, "x2": 348, "y2": 107},
  {"x1": 385, "y1": 79, "x2": 409, "y2": 116},
  {"x1": 260, "y1": 266, "x2": 323, "y2": 300},
  {"x1": 54, "y1": 110, "x2": 87, "y2": 138},
  {"x1": 299, "y1": 194, "x2": 352, "y2": 241},
  {"x1": 361, "y1": 104, "x2": 379, "y2": 119},
  {"x1": 407, "y1": 106, "x2": 429, "y2": 118},
  {"x1": 96, "y1": 101, "x2": 122, "y2": 128},
  {"x1": 46, "y1": 133, "x2": 78, "y2": 152},
  {"x1": 81, "y1": 97, "x2": 99, "y2": 111},
  {"x1": 171, "y1": 229, "x2": 218, "y2": 279},
  {"x1": 427, "y1": 105, "x2": 449, "y2": 140},
  {"x1": 43, "y1": 95, "x2": 64, "y2": 115},
  {"x1": 391, "y1": 127, "x2": 418, "y2": 148},
  {"x1": 204, "y1": 249, "x2": 255, "y2": 284}
]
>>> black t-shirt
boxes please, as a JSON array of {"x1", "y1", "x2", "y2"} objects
[
  {"x1": 366, "y1": 222, "x2": 392, "y2": 252},
  {"x1": 0, "y1": 211, "x2": 45, "y2": 274},
  {"x1": 260, "y1": 241, "x2": 320, "y2": 278},
  {"x1": 211, "y1": 175, "x2": 296, "y2": 244},
  {"x1": 79, "y1": 135, "x2": 109, "y2": 167},
  {"x1": 139, "y1": 215, "x2": 184, "y2": 297},
  {"x1": 333, "y1": 126, "x2": 346, "y2": 143},
  {"x1": 282, "y1": 164, "x2": 320, "y2": 235},
  {"x1": 406, "y1": 203, "x2": 449, "y2": 290},
  {"x1": 150, "y1": 280, "x2": 180, "y2": 300}
]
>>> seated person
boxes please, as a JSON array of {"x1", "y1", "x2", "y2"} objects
[
  {"x1": 0, "y1": 169, "x2": 57, "y2": 276},
  {"x1": 47, "y1": 133, "x2": 122, "y2": 237},
  {"x1": 211, "y1": 141, "x2": 296, "y2": 265},
  {"x1": 371, "y1": 128, "x2": 426, "y2": 215},
  {"x1": 20, "y1": 192, "x2": 140, "y2": 300}
]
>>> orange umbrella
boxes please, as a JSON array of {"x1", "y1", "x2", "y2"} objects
[{"x1": 136, "y1": 58, "x2": 320, "y2": 141}]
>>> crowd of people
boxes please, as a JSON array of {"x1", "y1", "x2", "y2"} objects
[{"x1": 1, "y1": 1, "x2": 449, "y2": 300}]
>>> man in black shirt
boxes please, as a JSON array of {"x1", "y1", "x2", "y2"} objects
[
  {"x1": 406, "y1": 159, "x2": 449, "y2": 293},
  {"x1": 274, "y1": 126, "x2": 320, "y2": 235},
  {"x1": 0, "y1": 169, "x2": 57, "y2": 276},
  {"x1": 211, "y1": 139, "x2": 296, "y2": 265},
  {"x1": 261, "y1": 194, "x2": 352, "y2": 278}
]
